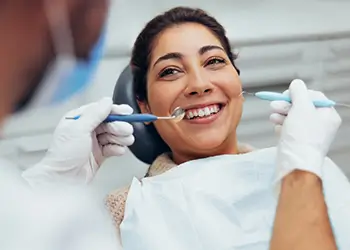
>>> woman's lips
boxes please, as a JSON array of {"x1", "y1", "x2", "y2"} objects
[
  {"x1": 185, "y1": 104, "x2": 221, "y2": 119},
  {"x1": 184, "y1": 103, "x2": 224, "y2": 125}
]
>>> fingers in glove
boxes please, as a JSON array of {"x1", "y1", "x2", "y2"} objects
[
  {"x1": 270, "y1": 113, "x2": 286, "y2": 125},
  {"x1": 282, "y1": 89, "x2": 289, "y2": 96},
  {"x1": 56, "y1": 101, "x2": 108, "y2": 133},
  {"x1": 64, "y1": 102, "x2": 133, "y2": 121},
  {"x1": 270, "y1": 100, "x2": 291, "y2": 115},
  {"x1": 64, "y1": 103, "x2": 93, "y2": 118},
  {"x1": 276, "y1": 87, "x2": 339, "y2": 124},
  {"x1": 102, "y1": 144, "x2": 127, "y2": 157},
  {"x1": 288, "y1": 79, "x2": 315, "y2": 111},
  {"x1": 97, "y1": 133, "x2": 135, "y2": 147},
  {"x1": 307, "y1": 90, "x2": 328, "y2": 100},
  {"x1": 307, "y1": 90, "x2": 342, "y2": 126},
  {"x1": 79, "y1": 97, "x2": 113, "y2": 132},
  {"x1": 110, "y1": 104, "x2": 133, "y2": 115},
  {"x1": 95, "y1": 122, "x2": 134, "y2": 137}
]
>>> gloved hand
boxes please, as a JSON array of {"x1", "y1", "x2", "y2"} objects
[
  {"x1": 269, "y1": 90, "x2": 290, "y2": 136},
  {"x1": 22, "y1": 97, "x2": 134, "y2": 185},
  {"x1": 273, "y1": 79, "x2": 342, "y2": 181}
]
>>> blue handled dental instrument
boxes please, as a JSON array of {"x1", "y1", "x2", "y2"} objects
[
  {"x1": 65, "y1": 107, "x2": 186, "y2": 123},
  {"x1": 241, "y1": 91, "x2": 350, "y2": 108}
]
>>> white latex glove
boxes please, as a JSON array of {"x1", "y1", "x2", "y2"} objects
[
  {"x1": 273, "y1": 79, "x2": 342, "y2": 181},
  {"x1": 22, "y1": 97, "x2": 134, "y2": 186},
  {"x1": 269, "y1": 89, "x2": 290, "y2": 136}
]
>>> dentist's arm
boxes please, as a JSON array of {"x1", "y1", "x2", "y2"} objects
[
  {"x1": 268, "y1": 80, "x2": 340, "y2": 250},
  {"x1": 22, "y1": 97, "x2": 134, "y2": 186},
  {"x1": 271, "y1": 171, "x2": 336, "y2": 250}
]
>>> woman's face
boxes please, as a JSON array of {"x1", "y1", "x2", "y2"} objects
[{"x1": 140, "y1": 23, "x2": 243, "y2": 162}]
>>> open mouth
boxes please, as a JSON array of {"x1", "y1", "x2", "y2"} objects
[{"x1": 184, "y1": 103, "x2": 225, "y2": 120}]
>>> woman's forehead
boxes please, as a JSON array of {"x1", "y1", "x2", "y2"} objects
[{"x1": 150, "y1": 23, "x2": 223, "y2": 61}]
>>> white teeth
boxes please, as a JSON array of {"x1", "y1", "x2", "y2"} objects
[{"x1": 185, "y1": 104, "x2": 221, "y2": 119}]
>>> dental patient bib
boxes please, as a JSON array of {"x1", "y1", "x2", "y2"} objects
[{"x1": 120, "y1": 147, "x2": 350, "y2": 250}]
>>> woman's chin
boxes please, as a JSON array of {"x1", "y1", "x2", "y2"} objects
[{"x1": 188, "y1": 136, "x2": 228, "y2": 153}]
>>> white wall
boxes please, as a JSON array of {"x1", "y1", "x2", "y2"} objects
[{"x1": 1, "y1": 0, "x2": 350, "y2": 195}]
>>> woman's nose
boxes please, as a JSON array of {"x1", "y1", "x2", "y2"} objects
[{"x1": 184, "y1": 74, "x2": 213, "y2": 97}]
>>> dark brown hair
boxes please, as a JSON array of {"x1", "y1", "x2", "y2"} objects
[{"x1": 131, "y1": 6, "x2": 240, "y2": 102}]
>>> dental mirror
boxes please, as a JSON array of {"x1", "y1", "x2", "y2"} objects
[{"x1": 66, "y1": 107, "x2": 186, "y2": 123}]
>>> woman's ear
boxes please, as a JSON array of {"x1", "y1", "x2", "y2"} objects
[{"x1": 137, "y1": 100, "x2": 152, "y2": 125}]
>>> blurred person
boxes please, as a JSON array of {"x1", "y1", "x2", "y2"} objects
[{"x1": 0, "y1": 0, "x2": 133, "y2": 249}]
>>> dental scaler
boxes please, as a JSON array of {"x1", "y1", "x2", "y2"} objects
[{"x1": 241, "y1": 91, "x2": 350, "y2": 108}]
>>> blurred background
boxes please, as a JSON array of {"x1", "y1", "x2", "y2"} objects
[{"x1": 0, "y1": 0, "x2": 349, "y2": 195}]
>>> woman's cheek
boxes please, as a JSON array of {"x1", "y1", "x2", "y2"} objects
[
  {"x1": 223, "y1": 73, "x2": 242, "y2": 98},
  {"x1": 149, "y1": 83, "x2": 185, "y2": 113},
  {"x1": 209, "y1": 75, "x2": 242, "y2": 98},
  {"x1": 148, "y1": 87, "x2": 174, "y2": 115}
]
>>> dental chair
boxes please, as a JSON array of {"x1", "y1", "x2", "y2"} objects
[{"x1": 112, "y1": 65, "x2": 170, "y2": 165}]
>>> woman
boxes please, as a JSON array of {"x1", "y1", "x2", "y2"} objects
[{"x1": 106, "y1": 7, "x2": 348, "y2": 250}]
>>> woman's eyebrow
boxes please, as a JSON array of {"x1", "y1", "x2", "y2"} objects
[
  {"x1": 152, "y1": 45, "x2": 224, "y2": 68},
  {"x1": 153, "y1": 52, "x2": 182, "y2": 68},
  {"x1": 198, "y1": 45, "x2": 224, "y2": 55}
]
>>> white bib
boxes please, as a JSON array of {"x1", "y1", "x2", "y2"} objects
[{"x1": 120, "y1": 147, "x2": 350, "y2": 250}]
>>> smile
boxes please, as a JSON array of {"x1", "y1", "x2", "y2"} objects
[{"x1": 184, "y1": 103, "x2": 225, "y2": 124}]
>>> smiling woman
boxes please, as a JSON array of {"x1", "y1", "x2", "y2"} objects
[
  {"x1": 106, "y1": 5, "x2": 252, "y2": 231},
  {"x1": 105, "y1": 6, "x2": 345, "y2": 250},
  {"x1": 133, "y1": 10, "x2": 244, "y2": 164}
]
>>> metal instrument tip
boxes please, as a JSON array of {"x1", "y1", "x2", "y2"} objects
[
  {"x1": 239, "y1": 91, "x2": 255, "y2": 96},
  {"x1": 336, "y1": 103, "x2": 350, "y2": 108}
]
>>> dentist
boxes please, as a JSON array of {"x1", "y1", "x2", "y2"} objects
[
  {"x1": 0, "y1": 0, "x2": 134, "y2": 184},
  {"x1": 0, "y1": 1, "x2": 132, "y2": 249}
]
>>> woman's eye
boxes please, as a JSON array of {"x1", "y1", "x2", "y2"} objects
[
  {"x1": 159, "y1": 68, "x2": 179, "y2": 78},
  {"x1": 206, "y1": 58, "x2": 226, "y2": 66}
]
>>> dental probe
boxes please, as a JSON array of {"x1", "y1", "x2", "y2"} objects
[
  {"x1": 241, "y1": 91, "x2": 350, "y2": 108},
  {"x1": 65, "y1": 107, "x2": 186, "y2": 123}
]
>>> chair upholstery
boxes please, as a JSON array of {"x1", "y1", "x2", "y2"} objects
[{"x1": 112, "y1": 65, "x2": 170, "y2": 164}]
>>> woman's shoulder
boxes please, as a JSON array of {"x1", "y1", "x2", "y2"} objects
[{"x1": 146, "y1": 153, "x2": 177, "y2": 177}]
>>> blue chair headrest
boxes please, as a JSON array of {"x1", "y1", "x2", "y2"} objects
[{"x1": 112, "y1": 65, "x2": 170, "y2": 164}]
